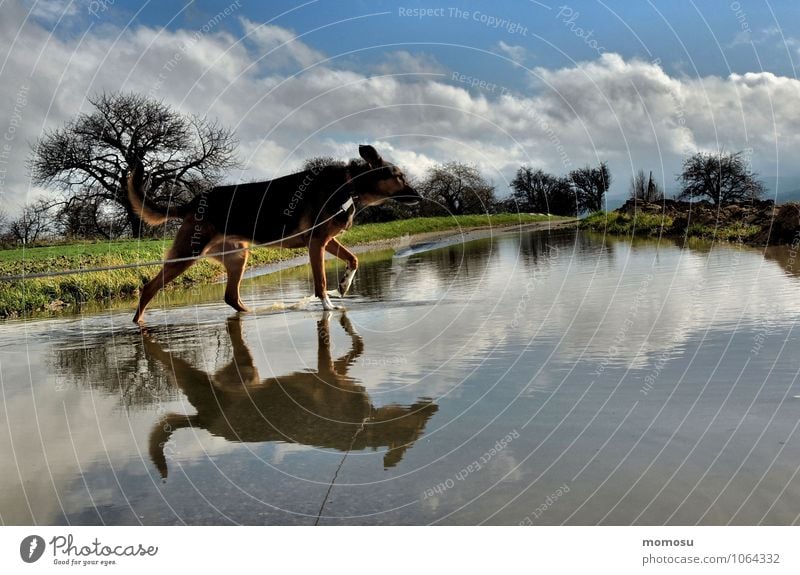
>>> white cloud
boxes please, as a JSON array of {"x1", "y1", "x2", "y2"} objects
[
  {"x1": 2, "y1": 1, "x2": 800, "y2": 215},
  {"x1": 496, "y1": 41, "x2": 527, "y2": 64},
  {"x1": 370, "y1": 50, "x2": 446, "y2": 76},
  {"x1": 240, "y1": 18, "x2": 324, "y2": 69},
  {"x1": 727, "y1": 29, "x2": 752, "y2": 48},
  {"x1": 727, "y1": 26, "x2": 798, "y2": 55},
  {"x1": 24, "y1": 0, "x2": 79, "y2": 23}
]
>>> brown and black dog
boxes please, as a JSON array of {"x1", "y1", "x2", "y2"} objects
[{"x1": 127, "y1": 145, "x2": 420, "y2": 323}]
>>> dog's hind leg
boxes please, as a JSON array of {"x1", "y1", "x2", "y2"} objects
[
  {"x1": 134, "y1": 260, "x2": 197, "y2": 323},
  {"x1": 310, "y1": 237, "x2": 338, "y2": 310},
  {"x1": 325, "y1": 237, "x2": 358, "y2": 296},
  {"x1": 210, "y1": 239, "x2": 250, "y2": 312},
  {"x1": 133, "y1": 218, "x2": 212, "y2": 323},
  {"x1": 149, "y1": 413, "x2": 199, "y2": 479}
]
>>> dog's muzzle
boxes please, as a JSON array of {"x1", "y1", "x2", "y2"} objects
[{"x1": 396, "y1": 186, "x2": 422, "y2": 206}]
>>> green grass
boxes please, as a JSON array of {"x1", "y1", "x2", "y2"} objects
[
  {"x1": 681, "y1": 222, "x2": 760, "y2": 242},
  {"x1": 580, "y1": 210, "x2": 674, "y2": 237},
  {"x1": 0, "y1": 213, "x2": 560, "y2": 318},
  {"x1": 580, "y1": 210, "x2": 760, "y2": 243},
  {"x1": 338, "y1": 213, "x2": 558, "y2": 243}
]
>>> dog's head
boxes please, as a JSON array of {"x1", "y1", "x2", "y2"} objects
[{"x1": 356, "y1": 145, "x2": 422, "y2": 207}]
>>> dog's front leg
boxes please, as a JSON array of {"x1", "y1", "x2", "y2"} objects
[
  {"x1": 310, "y1": 238, "x2": 337, "y2": 310},
  {"x1": 325, "y1": 237, "x2": 358, "y2": 297},
  {"x1": 339, "y1": 267, "x2": 356, "y2": 297}
]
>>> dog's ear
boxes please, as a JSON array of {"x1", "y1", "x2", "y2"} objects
[{"x1": 359, "y1": 145, "x2": 383, "y2": 168}]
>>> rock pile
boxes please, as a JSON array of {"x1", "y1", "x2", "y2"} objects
[{"x1": 616, "y1": 198, "x2": 800, "y2": 245}]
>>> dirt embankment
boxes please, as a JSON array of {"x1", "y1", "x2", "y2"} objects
[{"x1": 616, "y1": 198, "x2": 800, "y2": 245}]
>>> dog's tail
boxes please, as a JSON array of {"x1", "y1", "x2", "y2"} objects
[{"x1": 127, "y1": 158, "x2": 192, "y2": 225}]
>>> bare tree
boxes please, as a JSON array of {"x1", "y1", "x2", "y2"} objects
[
  {"x1": 30, "y1": 92, "x2": 238, "y2": 237},
  {"x1": 629, "y1": 169, "x2": 664, "y2": 203},
  {"x1": 570, "y1": 162, "x2": 610, "y2": 213},
  {"x1": 419, "y1": 162, "x2": 495, "y2": 215},
  {"x1": 511, "y1": 167, "x2": 550, "y2": 213},
  {"x1": 677, "y1": 151, "x2": 764, "y2": 205},
  {"x1": 511, "y1": 167, "x2": 577, "y2": 215},
  {"x1": 545, "y1": 176, "x2": 578, "y2": 216},
  {"x1": 302, "y1": 156, "x2": 344, "y2": 171},
  {"x1": 57, "y1": 196, "x2": 129, "y2": 240},
  {"x1": 7, "y1": 199, "x2": 56, "y2": 244}
]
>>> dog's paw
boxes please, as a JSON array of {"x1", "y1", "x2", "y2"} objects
[
  {"x1": 320, "y1": 295, "x2": 340, "y2": 311},
  {"x1": 338, "y1": 267, "x2": 357, "y2": 297}
]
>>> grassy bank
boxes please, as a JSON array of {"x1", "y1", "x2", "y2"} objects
[
  {"x1": 0, "y1": 213, "x2": 559, "y2": 318},
  {"x1": 580, "y1": 211, "x2": 760, "y2": 242}
]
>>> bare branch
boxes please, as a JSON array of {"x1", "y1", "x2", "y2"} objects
[
  {"x1": 418, "y1": 162, "x2": 496, "y2": 216},
  {"x1": 677, "y1": 151, "x2": 764, "y2": 205},
  {"x1": 29, "y1": 91, "x2": 239, "y2": 237}
]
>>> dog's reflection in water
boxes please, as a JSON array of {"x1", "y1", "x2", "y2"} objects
[{"x1": 143, "y1": 313, "x2": 437, "y2": 478}]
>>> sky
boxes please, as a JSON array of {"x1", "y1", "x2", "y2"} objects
[{"x1": 1, "y1": 0, "x2": 800, "y2": 212}]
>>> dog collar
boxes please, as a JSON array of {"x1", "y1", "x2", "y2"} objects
[
  {"x1": 341, "y1": 196, "x2": 354, "y2": 213},
  {"x1": 342, "y1": 168, "x2": 355, "y2": 213},
  {"x1": 343, "y1": 168, "x2": 358, "y2": 211}
]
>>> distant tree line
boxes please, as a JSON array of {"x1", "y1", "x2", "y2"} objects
[
  {"x1": 0, "y1": 91, "x2": 768, "y2": 246},
  {"x1": 506, "y1": 162, "x2": 610, "y2": 216}
]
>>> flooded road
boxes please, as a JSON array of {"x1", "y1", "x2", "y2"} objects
[{"x1": 2, "y1": 227, "x2": 800, "y2": 525}]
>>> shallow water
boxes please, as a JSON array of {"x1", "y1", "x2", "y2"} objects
[{"x1": 2, "y1": 227, "x2": 800, "y2": 525}]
